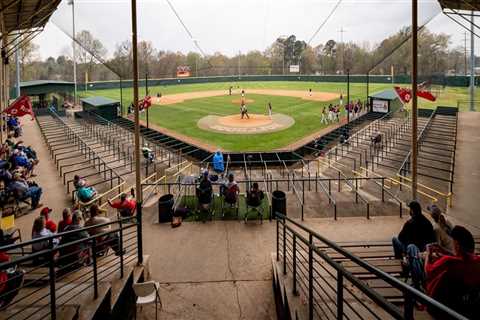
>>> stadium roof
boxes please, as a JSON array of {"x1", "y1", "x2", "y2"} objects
[
  {"x1": 20, "y1": 80, "x2": 73, "y2": 87},
  {"x1": 438, "y1": 0, "x2": 480, "y2": 11},
  {"x1": 81, "y1": 96, "x2": 120, "y2": 107},
  {"x1": 0, "y1": 0, "x2": 61, "y2": 58}
]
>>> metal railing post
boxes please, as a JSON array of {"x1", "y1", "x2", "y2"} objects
[
  {"x1": 308, "y1": 234, "x2": 314, "y2": 320},
  {"x1": 137, "y1": 203, "x2": 144, "y2": 264},
  {"x1": 292, "y1": 234, "x2": 298, "y2": 295},
  {"x1": 283, "y1": 219, "x2": 287, "y2": 275},
  {"x1": 92, "y1": 237, "x2": 99, "y2": 299},
  {"x1": 48, "y1": 239, "x2": 57, "y2": 320},
  {"x1": 337, "y1": 270, "x2": 344, "y2": 319},
  {"x1": 276, "y1": 217, "x2": 279, "y2": 261},
  {"x1": 119, "y1": 218, "x2": 124, "y2": 278}
]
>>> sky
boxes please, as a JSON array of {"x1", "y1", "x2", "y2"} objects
[{"x1": 33, "y1": 0, "x2": 477, "y2": 60}]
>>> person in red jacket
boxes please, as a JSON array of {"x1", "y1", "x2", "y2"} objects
[
  {"x1": 108, "y1": 193, "x2": 136, "y2": 217},
  {"x1": 39, "y1": 207, "x2": 56, "y2": 233},
  {"x1": 424, "y1": 225, "x2": 480, "y2": 318},
  {"x1": 0, "y1": 250, "x2": 24, "y2": 309}
]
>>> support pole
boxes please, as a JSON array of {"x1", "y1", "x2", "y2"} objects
[
  {"x1": 411, "y1": 0, "x2": 418, "y2": 200},
  {"x1": 347, "y1": 69, "x2": 350, "y2": 123},
  {"x1": 470, "y1": 11, "x2": 476, "y2": 111},
  {"x1": 70, "y1": 0, "x2": 77, "y2": 105},
  {"x1": 146, "y1": 72, "x2": 149, "y2": 128},
  {"x1": 131, "y1": 0, "x2": 143, "y2": 264},
  {"x1": 366, "y1": 72, "x2": 370, "y2": 110},
  {"x1": 15, "y1": 38, "x2": 20, "y2": 98}
]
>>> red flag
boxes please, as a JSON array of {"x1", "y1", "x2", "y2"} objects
[
  {"x1": 417, "y1": 90, "x2": 436, "y2": 102},
  {"x1": 394, "y1": 86, "x2": 412, "y2": 103},
  {"x1": 3, "y1": 96, "x2": 34, "y2": 119},
  {"x1": 139, "y1": 96, "x2": 152, "y2": 111}
]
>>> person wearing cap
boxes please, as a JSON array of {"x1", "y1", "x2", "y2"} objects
[
  {"x1": 58, "y1": 212, "x2": 91, "y2": 271},
  {"x1": 424, "y1": 226, "x2": 480, "y2": 318},
  {"x1": 392, "y1": 200, "x2": 435, "y2": 291},
  {"x1": 108, "y1": 193, "x2": 137, "y2": 217},
  {"x1": 40, "y1": 207, "x2": 57, "y2": 233},
  {"x1": 58, "y1": 208, "x2": 73, "y2": 233},
  {"x1": 84, "y1": 205, "x2": 122, "y2": 256},
  {"x1": 427, "y1": 204, "x2": 454, "y2": 254}
]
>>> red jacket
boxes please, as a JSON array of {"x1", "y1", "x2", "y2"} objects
[
  {"x1": 0, "y1": 251, "x2": 10, "y2": 294},
  {"x1": 110, "y1": 198, "x2": 137, "y2": 216}
]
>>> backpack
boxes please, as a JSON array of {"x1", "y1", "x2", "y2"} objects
[{"x1": 77, "y1": 187, "x2": 95, "y2": 202}]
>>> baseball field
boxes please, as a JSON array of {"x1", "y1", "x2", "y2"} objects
[{"x1": 80, "y1": 81, "x2": 474, "y2": 152}]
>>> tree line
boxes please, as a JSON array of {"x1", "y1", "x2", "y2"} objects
[{"x1": 10, "y1": 27, "x2": 472, "y2": 84}]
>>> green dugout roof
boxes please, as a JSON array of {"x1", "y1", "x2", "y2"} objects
[
  {"x1": 369, "y1": 89, "x2": 399, "y2": 101},
  {"x1": 81, "y1": 96, "x2": 119, "y2": 107}
]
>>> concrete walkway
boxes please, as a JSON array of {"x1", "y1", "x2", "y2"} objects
[
  {"x1": 14, "y1": 117, "x2": 71, "y2": 240},
  {"x1": 447, "y1": 112, "x2": 480, "y2": 231}
]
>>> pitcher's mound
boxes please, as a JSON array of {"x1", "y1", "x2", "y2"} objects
[
  {"x1": 231, "y1": 98, "x2": 255, "y2": 104},
  {"x1": 198, "y1": 113, "x2": 294, "y2": 134}
]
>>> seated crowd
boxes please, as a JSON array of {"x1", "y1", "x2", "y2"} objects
[
  {"x1": 0, "y1": 118, "x2": 42, "y2": 211},
  {"x1": 1, "y1": 199, "x2": 136, "y2": 309},
  {"x1": 392, "y1": 201, "x2": 480, "y2": 318}
]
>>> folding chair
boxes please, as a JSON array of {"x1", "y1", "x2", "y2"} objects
[
  {"x1": 221, "y1": 193, "x2": 239, "y2": 219},
  {"x1": 133, "y1": 281, "x2": 162, "y2": 320},
  {"x1": 1, "y1": 212, "x2": 23, "y2": 254},
  {"x1": 195, "y1": 188, "x2": 214, "y2": 222}
]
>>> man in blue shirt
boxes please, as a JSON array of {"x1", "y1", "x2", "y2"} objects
[{"x1": 213, "y1": 151, "x2": 224, "y2": 174}]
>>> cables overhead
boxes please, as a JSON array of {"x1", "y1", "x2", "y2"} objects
[
  {"x1": 164, "y1": 0, "x2": 209, "y2": 59},
  {"x1": 307, "y1": 0, "x2": 343, "y2": 46}
]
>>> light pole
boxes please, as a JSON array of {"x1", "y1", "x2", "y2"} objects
[{"x1": 68, "y1": 0, "x2": 77, "y2": 105}]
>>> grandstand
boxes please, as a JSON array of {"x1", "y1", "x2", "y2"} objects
[{"x1": 1, "y1": 0, "x2": 480, "y2": 320}]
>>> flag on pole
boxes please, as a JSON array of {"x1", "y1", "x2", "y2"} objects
[
  {"x1": 3, "y1": 95, "x2": 34, "y2": 119},
  {"x1": 394, "y1": 86, "x2": 436, "y2": 103},
  {"x1": 394, "y1": 86, "x2": 412, "y2": 103},
  {"x1": 139, "y1": 96, "x2": 152, "y2": 111}
]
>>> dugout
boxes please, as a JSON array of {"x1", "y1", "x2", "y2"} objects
[
  {"x1": 12, "y1": 80, "x2": 74, "y2": 109},
  {"x1": 368, "y1": 89, "x2": 402, "y2": 114},
  {"x1": 81, "y1": 96, "x2": 120, "y2": 120}
]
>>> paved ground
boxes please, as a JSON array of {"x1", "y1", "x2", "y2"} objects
[
  {"x1": 12, "y1": 112, "x2": 480, "y2": 319},
  {"x1": 447, "y1": 112, "x2": 480, "y2": 231},
  {"x1": 14, "y1": 117, "x2": 71, "y2": 240}
]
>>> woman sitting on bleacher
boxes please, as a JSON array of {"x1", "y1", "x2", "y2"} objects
[
  {"x1": 73, "y1": 175, "x2": 97, "y2": 203},
  {"x1": 58, "y1": 212, "x2": 90, "y2": 272},
  {"x1": 31, "y1": 217, "x2": 58, "y2": 253}
]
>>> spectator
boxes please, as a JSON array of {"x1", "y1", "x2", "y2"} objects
[
  {"x1": 392, "y1": 201, "x2": 435, "y2": 290},
  {"x1": 427, "y1": 204, "x2": 454, "y2": 254},
  {"x1": 8, "y1": 173, "x2": 43, "y2": 209},
  {"x1": 424, "y1": 226, "x2": 480, "y2": 319},
  {"x1": 222, "y1": 173, "x2": 239, "y2": 206},
  {"x1": 31, "y1": 217, "x2": 58, "y2": 253},
  {"x1": 0, "y1": 248, "x2": 24, "y2": 309},
  {"x1": 11, "y1": 149, "x2": 35, "y2": 176},
  {"x1": 58, "y1": 212, "x2": 90, "y2": 271},
  {"x1": 196, "y1": 171, "x2": 213, "y2": 215},
  {"x1": 74, "y1": 175, "x2": 97, "y2": 203},
  {"x1": 108, "y1": 193, "x2": 137, "y2": 217},
  {"x1": 84, "y1": 205, "x2": 122, "y2": 256},
  {"x1": 141, "y1": 146, "x2": 155, "y2": 164},
  {"x1": 247, "y1": 182, "x2": 264, "y2": 207},
  {"x1": 58, "y1": 208, "x2": 73, "y2": 233},
  {"x1": 212, "y1": 151, "x2": 224, "y2": 174},
  {"x1": 40, "y1": 207, "x2": 57, "y2": 233}
]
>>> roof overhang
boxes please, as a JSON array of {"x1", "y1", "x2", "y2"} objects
[
  {"x1": 438, "y1": 0, "x2": 480, "y2": 11},
  {"x1": 0, "y1": 0, "x2": 61, "y2": 59}
]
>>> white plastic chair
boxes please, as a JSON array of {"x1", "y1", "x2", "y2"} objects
[{"x1": 133, "y1": 281, "x2": 162, "y2": 320}]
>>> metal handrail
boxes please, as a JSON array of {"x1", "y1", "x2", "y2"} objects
[{"x1": 275, "y1": 212, "x2": 468, "y2": 320}]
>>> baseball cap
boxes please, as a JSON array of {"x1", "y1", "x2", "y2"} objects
[{"x1": 40, "y1": 207, "x2": 52, "y2": 216}]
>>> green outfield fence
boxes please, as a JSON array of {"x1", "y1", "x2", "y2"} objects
[{"x1": 74, "y1": 74, "x2": 478, "y2": 92}]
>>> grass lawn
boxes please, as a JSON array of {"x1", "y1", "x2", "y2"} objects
[{"x1": 79, "y1": 81, "x2": 475, "y2": 151}]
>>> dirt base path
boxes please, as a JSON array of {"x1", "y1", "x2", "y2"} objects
[{"x1": 152, "y1": 89, "x2": 339, "y2": 106}]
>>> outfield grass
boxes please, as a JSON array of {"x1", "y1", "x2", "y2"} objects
[{"x1": 79, "y1": 81, "x2": 475, "y2": 151}]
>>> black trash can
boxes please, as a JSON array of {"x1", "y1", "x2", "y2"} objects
[
  {"x1": 272, "y1": 190, "x2": 286, "y2": 217},
  {"x1": 158, "y1": 194, "x2": 174, "y2": 223}
]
